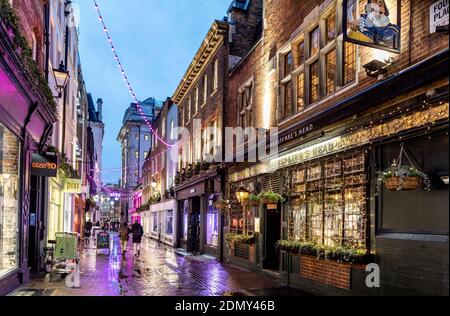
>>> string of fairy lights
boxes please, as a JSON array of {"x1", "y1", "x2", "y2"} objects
[{"x1": 93, "y1": 0, "x2": 173, "y2": 149}]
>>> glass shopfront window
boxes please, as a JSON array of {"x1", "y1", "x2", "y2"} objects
[
  {"x1": 206, "y1": 196, "x2": 219, "y2": 247},
  {"x1": 0, "y1": 123, "x2": 20, "y2": 277},
  {"x1": 166, "y1": 210, "x2": 173, "y2": 236},
  {"x1": 288, "y1": 152, "x2": 367, "y2": 249},
  {"x1": 152, "y1": 212, "x2": 158, "y2": 233}
]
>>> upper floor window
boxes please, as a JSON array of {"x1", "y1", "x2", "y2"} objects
[
  {"x1": 195, "y1": 86, "x2": 199, "y2": 113},
  {"x1": 144, "y1": 134, "x2": 149, "y2": 141},
  {"x1": 213, "y1": 59, "x2": 219, "y2": 92},
  {"x1": 279, "y1": 4, "x2": 357, "y2": 121},
  {"x1": 310, "y1": 27, "x2": 320, "y2": 57},
  {"x1": 170, "y1": 119, "x2": 174, "y2": 140},
  {"x1": 237, "y1": 78, "x2": 254, "y2": 130},
  {"x1": 162, "y1": 117, "x2": 166, "y2": 139},
  {"x1": 203, "y1": 75, "x2": 208, "y2": 104},
  {"x1": 297, "y1": 41, "x2": 305, "y2": 67},
  {"x1": 283, "y1": 52, "x2": 293, "y2": 77},
  {"x1": 135, "y1": 134, "x2": 140, "y2": 141},
  {"x1": 326, "y1": 11, "x2": 336, "y2": 43}
]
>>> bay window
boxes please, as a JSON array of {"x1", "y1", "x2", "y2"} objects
[{"x1": 280, "y1": 4, "x2": 357, "y2": 121}]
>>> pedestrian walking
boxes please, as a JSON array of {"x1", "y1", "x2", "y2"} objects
[
  {"x1": 131, "y1": 220, "x2": 144, "y2": 258},
  {"x1": 119, "y1": 222, "x2": 131, "y2": 257}
]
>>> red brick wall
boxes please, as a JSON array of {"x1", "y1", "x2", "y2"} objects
[
  {"x1": 11, "y1": 0, "x2": 45, "y2": 70},
  {"x1": 300, "y1": 255, "x2": 351, "y2": 290},
  {"x1": 228, "y1": 0, "x2": 449, "y2": 133}
]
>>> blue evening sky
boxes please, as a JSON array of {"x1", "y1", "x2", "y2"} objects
[{"x1": 77, "y1": 0, "x2": 230, "y2": 183}]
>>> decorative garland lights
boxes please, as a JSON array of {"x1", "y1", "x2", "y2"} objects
[{"x1": 93, "y1": 0, "x2": 173, "y2": 148}]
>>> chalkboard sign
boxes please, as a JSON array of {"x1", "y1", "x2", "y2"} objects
[{"x1": 96, "y1": 232, "x2": 110, "y2": 255}]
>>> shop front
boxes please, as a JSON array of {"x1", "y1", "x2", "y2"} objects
[
  {"x1": 142, "y1": 199, "x2": 178, "y2": 247},
  {"x1": 0, "y1": 123, "x2": 21, "y2": 293},
  {"x1": 228, "y1": 92, "x2": 449, "y2": 295},
  {"x1": 1, "y1": 18, "x2": 57, "y2": 294},
  {"x1": 175, "y1": 170, "x2": 223, "y2": 259}
]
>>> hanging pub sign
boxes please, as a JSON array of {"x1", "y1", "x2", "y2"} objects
[
  {"x1": 64, "y1": 178, "x2": 82, "y2": 194},
  {"x1": 343, "y1": 0, "x2": 401, "y2": 53},
  {"x1": 31, "y1": 153, "x2": 58, "y2": 177}
]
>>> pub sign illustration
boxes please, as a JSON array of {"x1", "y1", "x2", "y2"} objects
[{"x1": 344, "y1": 0, "x2": 401, "y2": 53}]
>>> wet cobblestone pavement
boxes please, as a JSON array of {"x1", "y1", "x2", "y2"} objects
[{"x1": 9, "y1": 234, "x2": 285, "y2": 296}]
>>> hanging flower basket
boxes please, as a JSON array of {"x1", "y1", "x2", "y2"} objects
[
  {"x1": 377, "y1": 144, "x2": 431, "y2": 192},
  {"x1": 384, "y1": 176, "x2": 421, "y2": 191},
  {"x1": 214, "y1": 195, "x2": 230, "y2": 210},
  {"x1": 258, "y1": 191, "x2": 285, "y2": 205},
  {"x1": 247, "y1": 195, "x2": 260, "y2": 207}
]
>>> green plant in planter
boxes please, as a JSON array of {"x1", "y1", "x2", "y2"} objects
[
  {"x1": 226, "y1": 233, "x2": 255, "y2": 247},
  {"x1": 0, "y1": 0, "x2": 57, "y2": 112},
  {"x1": 248, "y1": 194, "x2": 260, "y2": 206},
  {"x1": 194, "y1": 163, "x2": 201, "y2": 174},
  {"x1": 258, "y1": 191, "x2": 285, "y2": 204},
  {"x1": 276, "y1": 240, "x2": 372, "y2": 264},
  {"x1": 201, "y1": 161, "x2": 211, "y2": 171}
]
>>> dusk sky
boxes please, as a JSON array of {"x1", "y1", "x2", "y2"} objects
[{"x1": 77, "y1": 0, "x2": 230, "y2": 184}]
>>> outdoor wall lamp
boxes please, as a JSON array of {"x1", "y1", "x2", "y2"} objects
[
  {"x1": 53, "y1": 61, "x2": 69, "y2": 98},
  {"x1": 363, "y1": 56, "x2": 396, "y2": 78},
  {"x1": 235, "y1": 186, "x2": 250, "y2": 204}
]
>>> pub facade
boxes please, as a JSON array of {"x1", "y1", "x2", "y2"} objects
[{"x1": 225, "y1": 0, "x2": 449, "y2": 296}]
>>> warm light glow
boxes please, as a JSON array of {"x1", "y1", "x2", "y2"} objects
[
  {"x1": 235, "y1": 187, "x2": 250, "y2": 204},
  {"x1": 263, "y1": 71, "x2": 274, "y2": 129}
]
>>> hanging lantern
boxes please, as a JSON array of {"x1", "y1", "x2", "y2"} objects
[{"x1": 235, "y1": 186, "x2": 250, "y2": 204}]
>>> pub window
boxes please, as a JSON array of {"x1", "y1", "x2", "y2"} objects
[
  {"x1": 326, "y1": 48, "x2": 337, "y2": 95},
  {"x1": 344, "y1": 42, "x2": 356, "y2": 85},
  {"x1": 297, "y1": 72, "x2": 305, "y2": 111},
  {"x1": 310, "y1": 61, "x2": 320, "y2": 104},
  {"x1": 283, "y1": 81, "x2": 293, "y2": 119},
  {"x1": 237, "y1": 78, "x2": 254, "y2": 130},
  {"x1": 279, "y1": 2, "x2": 357, "y2": 120},
  {"x1": 326, "y1": 10, "x2": 336, "y2": 43},
  {"x1": 310, "y1": 27, "x2": 320, "y2": 57},
  {"x1": 288, "y1": 153, "x2": 367, "y2": 249},
  {"x1": 283, "y1": 51, "x2": 293, "y2": 77},
  {"x1": 297, "y1": 41, "x2": 305, "y2": 67}
]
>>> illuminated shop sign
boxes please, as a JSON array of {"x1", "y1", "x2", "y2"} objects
[
  {"x1": 64, "y1": 178, "x2": 82, "y2": 194},
  {"x1": 31, "y1": 154, "x2": 58, "y2": 177},
  {"x1": 230, "y1": 103, "x2": 449, "y2": 182},
  {"x1": 344, "y1": 0, "x2": 401, "y2": 53},
  {"x1": 278, "y1": 124, "x2": 314, "y2": 145}
]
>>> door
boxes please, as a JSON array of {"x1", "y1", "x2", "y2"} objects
[
  {"x1": 264, "y1": 205, "x2": 281, "y2": 271},
  {"x1": 188, "y1": 197, "x2": 201, "y2": 254}
]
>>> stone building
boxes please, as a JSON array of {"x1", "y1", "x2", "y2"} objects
[
  {"x1": 1, "y1": 0, "x2": 57, "y2": 294},
  {"x1": 140, "y1": 99, "x2": 178, "y2": 247},
  {"x1": 117, "y1": 97, "x2": 162, "y2": 220},
  {"x1": 225, "y1": 0, "x2": 449, "y2": 296}
]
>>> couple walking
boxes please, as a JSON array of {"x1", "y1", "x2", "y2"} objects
[{"x1": 119, "y1": 220, "x2": 144, "y2": 258}]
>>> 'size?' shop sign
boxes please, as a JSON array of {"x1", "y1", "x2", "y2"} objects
[{"x1": 430, "y1": 0, "x2": 449, "y2": 34}]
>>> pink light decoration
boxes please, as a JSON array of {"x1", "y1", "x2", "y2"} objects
[{"x1": 93, "y1": 0, "x2": 173, "y2": 148}]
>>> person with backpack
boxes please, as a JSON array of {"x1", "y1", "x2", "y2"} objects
[
  {"x1": 131, "y1": 220, "x2": 144, "y2": 258},
  {"x1": 119, "y1": 222, "x2": 131, "y2": 257}
]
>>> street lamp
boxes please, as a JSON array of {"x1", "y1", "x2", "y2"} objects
[
  {"x1": 53, "y1": 61, "x2": 69, "y2": 98},
  {"x1": 235, "y1": 186, "x2": 250, "y2": 204}
]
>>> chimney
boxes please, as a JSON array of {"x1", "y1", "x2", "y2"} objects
[{"x1": 97, "y1": 98, "x2": 103, "y2": 122}]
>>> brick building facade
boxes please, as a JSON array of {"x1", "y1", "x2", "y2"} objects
[
  {"x1": 172, "y1": 0, "x2": 264, "y2": 259},
  {"x1": 225, "y1": 0, "x2": 449, "y2": 295},
  {"x1": 1, "y1": 0, "x2": 57, "y2": 294}
]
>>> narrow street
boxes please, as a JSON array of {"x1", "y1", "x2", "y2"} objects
[{"x1": 9, "y1": 235, "x2": 293, "y2": 297}]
